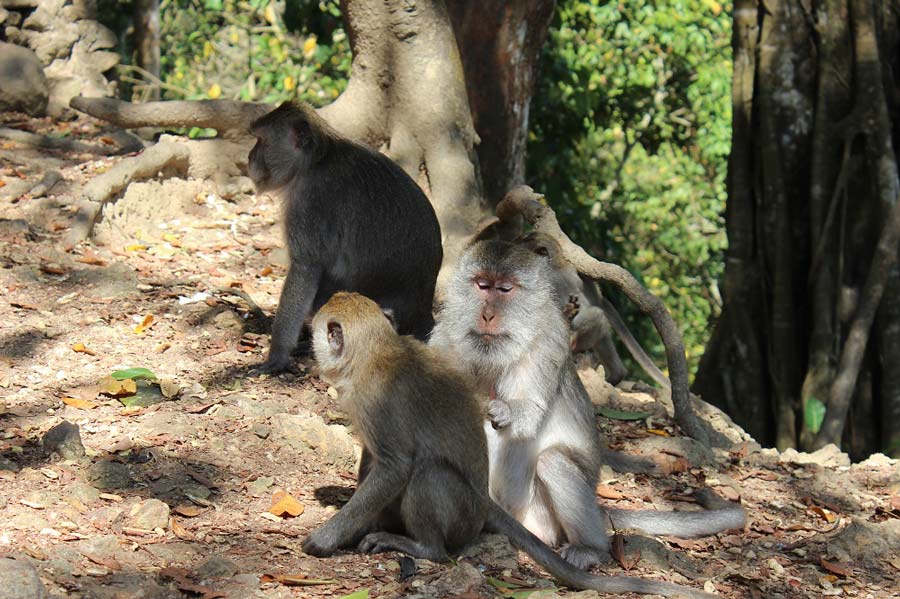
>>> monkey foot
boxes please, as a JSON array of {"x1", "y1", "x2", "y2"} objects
[
  {"x1": 358, "y1": 532, "x2": 447, "y2": 561},
  {"x1": 559, "y1": 543, "x2": 609, "y2": 570},
  {"x1": 251, "y1": 355, "x2": 297, "y2": 376}
]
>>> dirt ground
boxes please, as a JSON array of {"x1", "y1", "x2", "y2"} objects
[{"x1": 1, "y1": 112, "x2": 899, "y2": 599}]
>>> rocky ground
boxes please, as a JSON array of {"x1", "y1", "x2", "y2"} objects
[{"x1": 1, "y1": 111, "x2": 900, "y2": 599}]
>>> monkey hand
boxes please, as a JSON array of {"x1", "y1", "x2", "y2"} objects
[
  {"x1": 563, "y1": 294, "x2": 580, "y2": 322},
  {"x1": 488, "y1": 399, "x2": 512, "y2": 430},
  {"x1": 302, "y1": 523, "x2": 343, "y2": 557}
]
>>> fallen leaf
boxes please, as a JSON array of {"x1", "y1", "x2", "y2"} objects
[
  {"x1": 110, "y1": 367, "x2": 157, "y2": 381},
  {"x1": 134, "y1": 314, "x2": 155, "y2": 334},
  {"x1": 809, "y1": 506, "x2": 837, "y2": 523},
  {"x1": 62, "y1": 396, "x2": 98, "y2": 410},
  {"x1": 259, "y1": 265, "x2": 273, "y2": 277},
  {"x1": 174, "y1": 504, "x2": 203, "y2": 517},
  {"x1": 155, "y1": 342, "x2": 172, "y2": 353},
  {"x1": 40, "y1": 263, "x2": 67, "y2": 275},
  {"x1": 159, "y1": 379, "x2": 181, "y2": 398},
  {"x1": 71, "y1": 342, "x2": 97, "y2": 356},
  {"x1": 100, "y1": 376, "x2": 137, "y2": 397},
  {"x1": 162, "y1": 232, "x2": 182, "y2": 247},
  {"x1": 820, "y1": 558, "x2": 851, "y2": 578},
  {"x1": 76, "y1": 250, "x2": 107, "y2": 266},
  {"x1": 124, "y1": 244, "x2": 148, "y2": 252},
  {"x1": 646, "y1": 429, "x2": 671, "y2": 437},
  {"x1": 596, "y1": 484, "x2": 623, "y2": 500},
  {"x1": 260, "y1": 574, "x2": 338, "y2": 587},
  {"x1": 170, "y1": 517, "x2": 195, "y2": 541},
  {"x1": 268, "y1": 490, "x2": 304, "y2": 517}
]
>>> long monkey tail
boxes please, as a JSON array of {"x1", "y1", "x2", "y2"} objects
[
  {"x1": 485, "y1": 502, "x2": 718, "y2": 599},
  {"x1": 608, "y1": 489, "x2": 747, "y2": 538}
]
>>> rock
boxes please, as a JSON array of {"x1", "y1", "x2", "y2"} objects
[
  {"x1": 86, "y1": 460, "x2": 133, "y2": 490},
  {"x1": 129, "y1": 498, "x2": 170, "y2": 530},
  {"x1": 194, "y1": 555, "x2": 239, "y2": 580},
  {"x1": 0, "y1": 6, "x2": 8, "y2": 25},
  {"x1": 76, "y1": 535, "x2": 121, "y2": 564},
  {"x1": 627, "y1": 434, "x2": 716, "y2": 468},
  {"x1": 0, "y1": 42, "x2": 48, "y2": 116},
  {"x1": 0, "y1": 456, "x2": 19, "y2": 472},
  {"x1": 0, "y1": 0, "x2": 40, "y2": 8},
  {"x1": 78, "y1": 573, "x2": 172, "y2": 599},
  {"x1": 778, "y1": 444, "x2": 850, "y2": 468},
  {"x1": 0, "y1": 557, "x2": 47, "y2": 599},
  {"x1": 829, "y1": 517, "x2": 900, "y2": 561},
  {"x1": 69, "y1": 481, "x2": 101, "y2": 505},
  {"x1": 458, "y1": 533, "x2": 518, "y2": 570},
  {"x1": 213, "y1": 309, "x2": 244, "y2": 333},
  {"x1": 247, "y1": 476, "x2": 274, "y2": 497},
  {"x1": 270, "y1": 411, "x2": 358, "y2": 469},
  {"x1": 405, "y1": 563, "x2": 486, "y2": 599},
  {"x1": 142, "y1": 542, "x2": 201, "y2": 565},
  {"x1": 43, "y1": 420, "x2": 85, "y2": 460},
  {"x1": 252, "y1": 423, "x2": 270, "y2": 439}
]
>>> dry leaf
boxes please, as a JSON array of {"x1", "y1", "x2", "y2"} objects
[
  {"x1": 646, "y1": 429, "x2": 671, "y2": 437},
  {"x1": 125, "y1": 244, "x2": 148, "y2": 252},
  {"x1": 71, "y1": 342, "x2": 97, "y2": 356},
  {"x1": 596, "y1": 484, "x2": 624, "y2": 500},
  {"x1": 174, "y1": 504, "x2": 203, "y2": 517},
  {"x1": 100, "y1": 376, "x2": 137, "y2": 397},
  {"x1": 76, "y1": 250, "x2": 107, "y2": 266},
  {"x1": 820, "y1": 558, "x2": 851, "y2": 578},
  {"x1": 134, "y1": 314, "x2": 155, "y2": 334},
  {"x1": 159, "y1": 379, "x2": 181, "y2": 398},
  {"x1": 259, "y1": 265, "x2": 273, "y2": 277},
  {"x1": 170, "y1": 517, "x2": 195, "y2": 541},
  {"x1": 268, "y1": 490, "x2": 304, "y2": 517},
  {"x1": 62, "y1": 396, "x2": 98, "y2": 410},
  {"x1": 809, "y1": 506, "x2": 837, "y2": 523},
  {"x1": 40, "y1": 263, "x2": 67, "y2": 275},
  {"x1": 260, "y1": 574, "x2": 337, "y2": 587},
  {"x1": 162, "y1": 233, "x2": 182, "y2": 247}
]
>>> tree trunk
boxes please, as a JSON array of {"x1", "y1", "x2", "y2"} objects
[
  {"x1": 447, "y1": 0, "x2": 556, "y2": 207},
  {"x1": 133, "y1": 0, "x2": 160, "y2": 101},
  {"x1": 695, "y1": 0, "x2": 900, "y2": 456}
]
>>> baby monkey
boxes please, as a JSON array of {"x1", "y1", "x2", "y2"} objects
[{"x1": 302, "y1": 292, "x2": 719, "y2": 599}]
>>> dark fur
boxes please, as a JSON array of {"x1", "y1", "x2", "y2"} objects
[
  {"x1": 248, "y1": 102, "x2": 442, "y2": 372},
  {"x1": 303, "y1": 292, "x2": 717, "y2": 598},
  {"x1": 431, "y1": 241, "x2": 745, "y2": 570}
]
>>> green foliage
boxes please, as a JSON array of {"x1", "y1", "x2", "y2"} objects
[
  {"x1": 528, "y1": 0, "x2": 732, "y2": 375},
  {"x1": 145, "y1": 0, "x2": 349, "y2": 104}
]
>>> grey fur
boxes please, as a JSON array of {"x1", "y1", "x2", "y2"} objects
[{"x1": 431, "y1": 240, "x2": 746, "y2": 570}]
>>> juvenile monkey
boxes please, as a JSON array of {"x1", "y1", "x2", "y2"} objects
[
  {"x1": 247, "y1": 101, "x2": 442, "y2": 373},
  {"x1": 430, "y1": 241, "x2": 745, "y2": 570},
  {"x1": 517, "y1": 231, "x2": 670, "y2": 388},
  {"x1": 303, "y1": 292, "x2": 717, "y2": 599}
]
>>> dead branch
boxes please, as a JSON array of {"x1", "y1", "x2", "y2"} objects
[
  {"x1": 496, "y1": 185, "x2": 710, "y2": 446},
  {"x1": 69, "y1": 97, "x2": 272, "y2": 132}
]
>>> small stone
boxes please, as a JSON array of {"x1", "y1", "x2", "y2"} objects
[
  {"x1": 251, "y1": 423, "x2": 270, "y2": 439},
  {"x1": 129, "y1": 499, "x2": 170, "y2": 531},
  {"x1": 0, "y1": 41, "x2": 48, "y2": 116},
  {"x1": 213, "y1": 309, "x2": 244, "y2": 333},
  {"x1": 194, "y1": 555, "x2": 239, "y2": 580},
  {"x1": 86, "y1": 460, "x2": 133, "y2": 490},
  {"x1": 43, "y1": 420, "x2": 85, "y2": 460},
  {"x1": 247, "y1": 476, "x2": 274, "y2": 497},
  {"x1": 0, "y1": 557, "x2": 47, "y2": 598},
  {"x1": 69, "y1": 481, "x2": 101, "y2": 505},
  {"x1": 0, "y1": 456, "x2": 18, "y2": 472}
]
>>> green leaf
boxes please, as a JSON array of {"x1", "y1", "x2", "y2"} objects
[
  {"x1": 110, "y1": 367, "x2": 158, "y2": 381},
  {"x1": 118, "y1": 380, "x2": 165, "y2": 408},
  {"x1": 804, "y1": 396, "x2": 827, "y2": 434},
  {"x1": 486, "y1": 577, "x2": 554, "y2": 598},
  {"x1": 595, "y1": 406, "x2": 651, "y2": 421},
  {"x1": 338, "y1": 591, "x2": 369, "y2": 599}
]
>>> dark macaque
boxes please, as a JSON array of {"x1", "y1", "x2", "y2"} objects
[
  {"x1": 302, "y1": 292, "x2": 718, "y2": 599},
  {"x1": 247, "y1": 101, "x2": 442, "y2": 373},
  {"x1": 517, "y1": 231, "x2": 669, "y2": 388},
  {"x1": 430, "y1": 241, "x2": 745, "y2": 570}
]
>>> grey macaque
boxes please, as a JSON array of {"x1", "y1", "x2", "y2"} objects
[
  {"x1": 302, "y1": 291, "x2": 718, "y2": 599},
  {"x1": 430, "y1": 240, "x2": 745, "y2": 570},
  {"x1": 247, "y1": 101, "x2": 442, "y2": 373}
]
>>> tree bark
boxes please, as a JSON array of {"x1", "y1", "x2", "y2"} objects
[
  {"x1": 698, "y1": 0, "x2": 900, "y2": 456},
  {"x1": 447, "y1": 0, "x2": 556, "y2": 207},
  {"x1": 133, "y1": 0, "x2": 161, "y2": 101}
]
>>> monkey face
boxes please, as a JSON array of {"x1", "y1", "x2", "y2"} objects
[{"x1": 247, "y1": 101, "x2": 324, "y2": 193}]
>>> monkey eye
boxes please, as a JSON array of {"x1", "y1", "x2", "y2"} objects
[
  {"x1": 327, "y1": 321, "x2": 344, "y2": 354},
  {"x1": 497, "y1": 283, "x2": 514, "y2": 294},
  {"x1": 475, "y1": 279, "x2": 491, "y2": 291}
]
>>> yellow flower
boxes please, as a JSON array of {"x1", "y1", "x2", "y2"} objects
[
  {"x1": 303, "y1": 36, "x2": 317, "y2": 59},
  {"x1": 208, "y1": 83, "x2": 222, "y2": 99}
]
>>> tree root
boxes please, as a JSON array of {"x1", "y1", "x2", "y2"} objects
[
  {"x1": 63, "y1": 137, "x2": 190, "y2": 249},
  {"x1": 496, "y1": 185, "x2": 710, "y2": 446},
  {"x1": 69, "y1": 97, "x2": 272, "y2": 132}
]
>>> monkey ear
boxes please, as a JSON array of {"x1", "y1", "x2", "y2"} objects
[
  {"x1": 290, "y1": 119, "x2": 313, "y2": 150},
  {"x1": 381, "y1": 308, "x2": 398, "y2": 331},
  {"x1": 535, "y1": 245, "x2": 550, "y2": 257},
  {"x1": 327, "y1": 321, "x2": 344, "y2": 354}
]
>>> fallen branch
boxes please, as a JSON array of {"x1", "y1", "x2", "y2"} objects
[
  {"x1": 496, "y1": 185, "x2": 709, "y2": 446},
  {"x1": 69, "y1": 97, "x2": 272, "y2": 132},
  {"x1": 0, "y1": 127, "x2": 120, "y2": 155}
]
